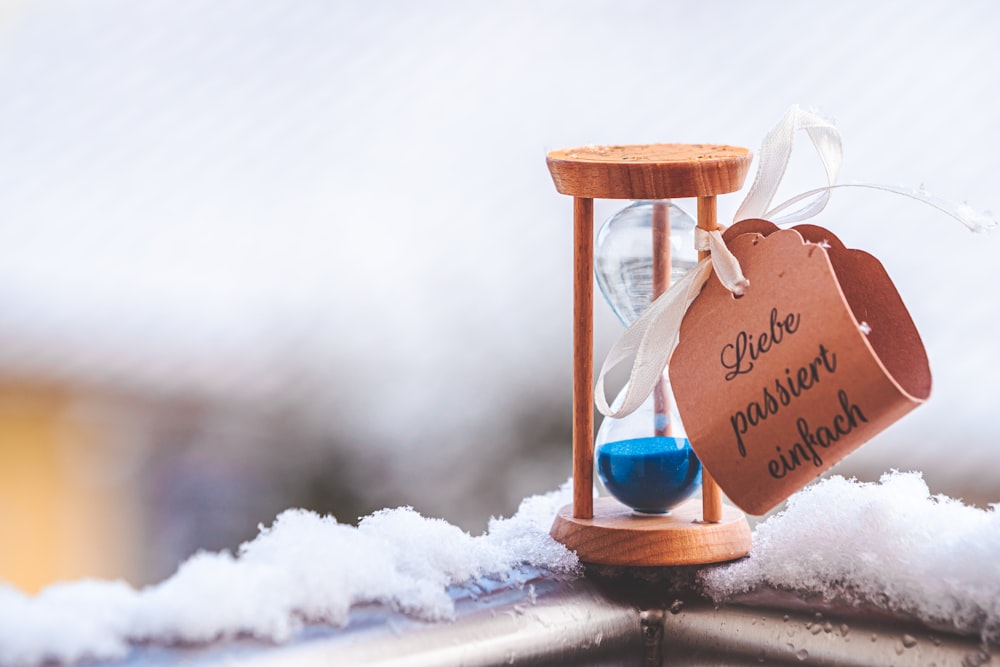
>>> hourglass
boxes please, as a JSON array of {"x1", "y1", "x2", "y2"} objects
[
  {"x1": 546, "y1": 144, "x2": 754, "y2": 566},
  {"x1": 593, "y1": 200, "x2": 702, "y2": 514}
]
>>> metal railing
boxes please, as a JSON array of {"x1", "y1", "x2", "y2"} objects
[{"x1": 100, "y1": 567, "x2": 992, "y2": 666}]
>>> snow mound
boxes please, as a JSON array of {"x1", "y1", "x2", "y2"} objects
[
  {"x1": 7, "y1": 472, "x2": 1000, "y2": 665},
  {"x1": 702, "y1": 471, "x2": 1000, "y2": 642},
  {"x1": 0, "y1": 482, "x2": 577, "y2": 666}
]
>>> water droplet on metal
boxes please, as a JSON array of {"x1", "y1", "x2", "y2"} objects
[
  {"x1": 811, "y1": 624, "x2": 823, "y2": 635},
  {"x1": 796, "y1": 648, "x2": 809, "y2": 661},
  {"x1": 962, "y1": 649, "x2": 991, "y2": 667},
  {"x1": 669, "y1": 599, "x2": 685, "y2": 614},
  {"x1": 902, "y1": 634, "x2": 917, "y2": 648},
  {"x1": 895, "y1": 641, "x2": 905, "y2": 656},
  {"x1": 783, "y1": 614, "x2": 790, "y2": 622},
  {"x1": 823, "y1": 621, "x2": 833, "y2": 633},
  {"x1": 840, "y1": 623, "x2": 850, "y2": 637}
]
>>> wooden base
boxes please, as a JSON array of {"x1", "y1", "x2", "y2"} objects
[{"x1": 550, "y1": 496, "x2": 752, "y2": 566}]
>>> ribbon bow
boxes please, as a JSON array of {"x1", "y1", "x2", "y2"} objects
[{"x1": 595, "y1": 105, "x2": 996, "y2": 420}]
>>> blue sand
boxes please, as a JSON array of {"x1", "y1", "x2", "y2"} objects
[{"x1": 597, "y1": 436, "x2": 702, "y2": 514}]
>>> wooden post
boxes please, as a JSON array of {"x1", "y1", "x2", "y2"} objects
[
  {"x1": 547, "y1": 143, "x2": 753, "y2": 566},
  {"x1": 572, "y1": 197, "x2": 594, "y2": 519},
  {"x1": 651, "y1": 202, "x2": 672, "y2": 437},
  {"x1": 697, "y1": 195, "x2": 723, "y2": 523}
]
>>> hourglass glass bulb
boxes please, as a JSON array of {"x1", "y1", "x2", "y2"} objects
[
  {"x1": 594, "y1": 200, "x2": 701, "y2": 514},
  {"x1": 595, "y1": 200, "x2": 697, "y2": 327},
  {"x1": 596, "y1": 374, "x2": 702, "y2": 514}
]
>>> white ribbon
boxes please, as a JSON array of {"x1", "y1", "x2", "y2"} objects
[
  {"x1": 595, "y1": 104, "x2": 996, "y2": 420},
  {"x1": 595, "y1": 257, "x2": 714, "y2": 418},
  {"x1": 696, "y1": 227, "x2": 749, "y2": 297},
  {"x1": 594, "y1": 226, "x2": 748, "y2": 419},
  {"x1": 736, "y1": 104, "x2": 993, "y2": 231},
  {"x1": 734, "y1": 105, "x2": 842, "y2": 224},
  {"x1": 765, "y1": 182, "x2": 996, "y2": 233}
]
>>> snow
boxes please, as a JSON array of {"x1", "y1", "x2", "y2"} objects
[
  {"x1": 702, "y1": 471, "x2": 1000, "y2": 642},
  {"x1": 0, "y1": 483, "x2": 578, "y2": 666},
  {"x1": 4, "y1": 473, "x2": 1000, "y2": 665}
]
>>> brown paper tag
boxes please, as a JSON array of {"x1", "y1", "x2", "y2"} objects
[{"x1": 668, "y1": 219, "x2": 931, "y2": 515}]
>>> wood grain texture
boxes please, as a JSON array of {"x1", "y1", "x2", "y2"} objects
[
  {"x1": 700, "y1": 468, "x2": 723, "y2": 523},
  {"x1": 547, "y1": 144, "x2": 751, "y2": 200},
  {"x1": 547, "y1": 143, "x2": 754, "y2": 554},
  {"x1": 550, "y1": 496, "x2": 752, "y2": 566},
  {"x1": 572, "y1": 197, "x2": 594, "y2": 519},
  {"x1": 652, "y1": 202, "x2": 672, "y2": 437},
  {"x1": 697, "y1": 195, "x2": 724, "y2": 524}
]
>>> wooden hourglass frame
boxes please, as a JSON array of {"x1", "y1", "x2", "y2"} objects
[{"x1": 546, "y1": 144, "x2": 754, "y2": 566}]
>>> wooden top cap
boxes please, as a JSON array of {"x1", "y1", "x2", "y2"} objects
[{"x1": 546, "y1": 143, "x2": 752, "y2": 200}]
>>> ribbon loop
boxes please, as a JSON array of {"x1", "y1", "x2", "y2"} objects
[
  {"x1": 594, "y1": 105, "x2": 995, "y2": 420},
  {"x1": 735, "y1": 105, "x2": 842, "y2": 224}
]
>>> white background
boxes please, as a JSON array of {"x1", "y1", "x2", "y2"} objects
[{"x1": 0, "y1": 0, "x2": 996, "y2": 531}]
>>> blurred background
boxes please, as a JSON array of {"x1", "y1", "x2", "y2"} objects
[{"x1": 0, "y1": 0, "x2": 997, "y2": 592}]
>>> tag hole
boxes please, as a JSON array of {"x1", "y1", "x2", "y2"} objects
[
  {"x1": 732, "y1": 292, "x2": 744, "y2": 300},
  {"x1": 751, "y1": 238, "x2": 759, "y2": 245}
]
